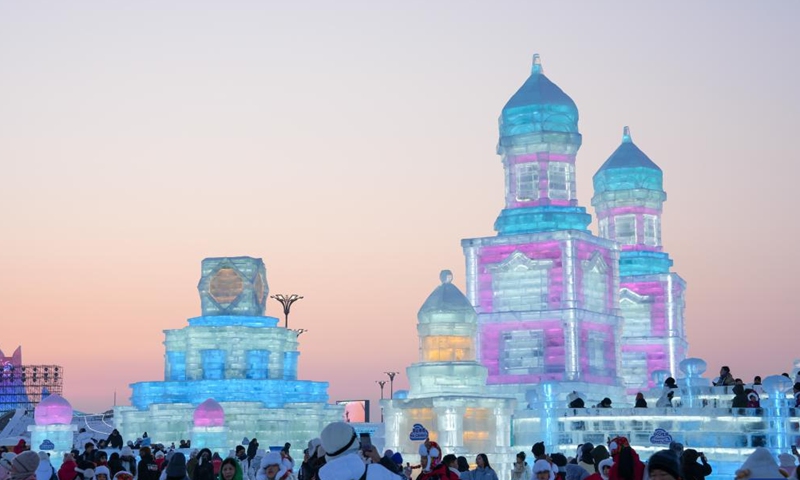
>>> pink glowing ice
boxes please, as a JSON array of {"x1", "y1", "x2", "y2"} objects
[
  {"x1": 34, "y1": 394, "x2": 73, "y2": 426},
  {"x1": 193, "y1": 398, "x2": 225, "y2": 427}
]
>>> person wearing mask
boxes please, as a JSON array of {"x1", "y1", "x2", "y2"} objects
[
  {"x1": 138, "y1": 448, "x2": 160, "y2": 480},
  {"x1": 511, "y1": 452, "x2": 530, "y2": 480},
  {"x1": 680, "y1": 450, "x2": 711, "y2": 480},
  {"x1": 192, "y1": 451, "x2": 215, "y2": 480}
]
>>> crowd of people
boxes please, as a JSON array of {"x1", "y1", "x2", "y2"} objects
[{"x1": 6, "y1": 421, "x2": 798, "y2": 480}]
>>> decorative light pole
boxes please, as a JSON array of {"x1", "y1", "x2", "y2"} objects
[
  {"x1": 377, "y1": 380, "x2": 387, "y2": 422},
  {"x1": 384, "y1": 371, "x2": 399, "y2": 399},
  {"x1": 294, "y1": 328, "x2": 308, "y2": 337},
  {"x1": 270, "y1": 294, "x2": 303, "y2": 329}
]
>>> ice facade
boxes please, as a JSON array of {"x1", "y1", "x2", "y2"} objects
[
  {"x1": 592, "y1": 127, "x2": 687, "y2": 393},
  {"x1": 383, "y1": 271, "x2": 516, "y2": 472},
  {"x1": 115, "y1": 256, "x2": 340, "y2": 451}
]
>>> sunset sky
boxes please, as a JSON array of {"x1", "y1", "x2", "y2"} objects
[{"x1": 1, "y1": 2, "x2": 798, "y2": 415}]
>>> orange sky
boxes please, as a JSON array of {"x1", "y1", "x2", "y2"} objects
[{"x1": 1, "y1": 2, "x2": 799, "y2": 414}]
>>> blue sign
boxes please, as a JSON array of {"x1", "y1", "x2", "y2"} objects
[
  {"x1": 409, "y1": 423, "x2": 428, "y2": 441},
  {"x1": 39, "y1": 440, "x2": 55, "y2": 451},
  {"x1": 650, "y1": 428, "x2": 673, "y2": 445}
]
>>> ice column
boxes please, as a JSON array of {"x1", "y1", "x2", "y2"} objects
[{"x1": 28, "y1": 394, "x2": 76, "y2": 468}]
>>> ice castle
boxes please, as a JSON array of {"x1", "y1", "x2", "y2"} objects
[
  {"x1": 114, "y1": 256, "x2": 340, "y2": 451},
  {"x1": 384, "y1": 55, "x2": 800, "y2": 480}
]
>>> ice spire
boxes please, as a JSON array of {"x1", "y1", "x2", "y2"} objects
[
  {"x1": 622, "y1": 126, "x2": 632, "y2": 143},
  {"x1": 532, "y1": 53, "x2": 542, "y2": 74}
]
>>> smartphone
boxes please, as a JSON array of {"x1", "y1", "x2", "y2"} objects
[
  {"x1": 792, "y1": 445, "x2": 798, "y2": 455},
  {"x1": 359, "y1": 432, "x2": 372, "y2": 452}
]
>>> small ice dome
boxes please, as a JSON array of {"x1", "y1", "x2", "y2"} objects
[
  {"x1": 34, "y1": 394, "x2": 73, "y2": 426},
  {"x1": 193, "y1": 399, "x2": 225, "y2": 427},
  {"x1": 679, "y1": 358, "x2": 707, "y2": 377}
]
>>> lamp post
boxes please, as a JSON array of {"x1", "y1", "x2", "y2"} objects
[
  {"x1": 294, "y1": 329, "x2": 308, "y2": 337},
  {"x1": 377, "y1": 380, "x2": 387, "y2": 422},
  {"x1": 270, "y1": 294, "x2": 303, "y2": 329},
  {"x1": 384, "y1": 371, "x2": 399, "y2": 399}
]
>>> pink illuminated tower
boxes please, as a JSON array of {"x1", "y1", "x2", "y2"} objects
[
  {"x1": 461, "y1": 55, "x2": 625, "y2": 403},
  {"x1": 591, "y1": 127, "x2": 687, "y2": 394}
]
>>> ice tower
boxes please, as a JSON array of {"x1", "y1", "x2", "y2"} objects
[
  {"x1": 383, "y1": 271, "x2": 515, "y2": 467},
  {"x1": 115, "y1": 256, "x2": 340, "y2": 447},
  {"x1": 591, "y1": 128, "x2": 687, "y2": 393},
  {"x1": 461, "y1": 55, "x2": 625, "y2": 403}
]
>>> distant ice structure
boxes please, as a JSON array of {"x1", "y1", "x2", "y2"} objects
[
  {"x1": 383, "y1": 271, "x2": 516, "y2": 465},
  {"x1": 386, "y1": 54, "x2": 799, "y2": 480},
  {"x1": 115, "y1": 256, "x2": 340, "y2": 451}
]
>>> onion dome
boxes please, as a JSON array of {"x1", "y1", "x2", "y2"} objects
[
  {"x1": 34, "y1": 394, "x2": 73, "y2": 426},
  {"x1": 193, "y1": 398, "x2": 225, "y2": 427},
  {"x1": 593, "y1": 127, "x2": 664, "y2": 194},
  {"x1": 499, "y1": 54, "x2": 579, "y2": 138}
]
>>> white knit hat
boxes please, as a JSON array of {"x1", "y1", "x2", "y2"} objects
[
  {"x1": 9, "y1": 452, "x2": 40, "y2": 480},
  {"x1": 533, "y1": 459, "x2": 553, "y2": 474},
  {"x1": 320, "y1": 422, "x2": 359, "y2": 460}
]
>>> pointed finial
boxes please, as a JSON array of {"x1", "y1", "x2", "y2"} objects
[
  {"x1": 532, "y1": 53, "x2": 542, "y2": 74},
  {"x1": 622, "y1": 126, "x2": 632, "y2": 143},
  {"x1": 439, "y1": 270, "x2": 453, "y2": 284}
]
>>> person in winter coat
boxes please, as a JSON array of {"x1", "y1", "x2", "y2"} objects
[
  {"x1": 8, "y1": 451, "x2": 40, "y2": 480},
  {"x1": 210, "y1": 455, "x2": 222, "y2": 477},
  {"x1": 427, "y1": 455, "x2": 459, "y2": 480},
  {"x1": 316, "y1": 422, "x2": 398, "y2": 480},
  {"x1": 107, "y1": 454, "x2": 123, "y2": 480},
  {"x1": 118, "y1": 450, "x2": 136, "y2": 479},
  {"x1": 106, "y1": 431, "x2": 123, "y2": 451},
  {"x1": 12, "y1": 443, "x2": 27, "y2": 456},
  {"x1": 94, "y1": 467, "x2": 110, "y2": 480},
  {"x1": 186, "y1": 452, "x2": 198, "y2": 480},
  {"x1": 680, "y1": 450, "x2": 711, "y2": 480},
  {"x1": 713, "y1": 366, "x2": 735, "y2": 387},
  {"x1": 165, "y1": 453, "x2": 189, "y2": 480},
  {"x1": 192, "y1": 450, "x2": 215, "y2": 480},
  {"x1": 598, "y1": 459, "x2": 613, "y2": 480},
  {"x1": 646, "y1": 450, "x2": 681, "y2": 480},
  {"x1": 578, "y1": 445, "x2": 595, "y2": 475},
  {"x1": 58, "y1": 455, "x2": 77, "y2": 480},
  {"x1": 138, "y1": 448, "x2": 160, "y2": 480},
  {"x1": 467, "y1": 454, "x2": 499, "y2": 480},
  {"x1": 1, "y1": 453, "x2": 17, "y2": 480},
  {"x1": 731, "y1": 385, "x2": 748, "y2": 408},
  {"x1": 218, "y1": 459, "x2": 242, "y2": 480},
  {"x1": 634, "y1": 394, "x2": 647, "y2": 408},
  {"x1": 512, "y1": 452, "x2": 531, "y2": 480},
  {"x1": 34, "y1": 453, "x2": 54, "y2": 480},
  {"x1": 565, "y1": 465, "x2": 588, "y2": 480},
  {"x1": 607, "y1": 438, "x2": 644, "y2": 480},
  {"x1": 257, "y1": 453, "x2": 289, "y2": 480},
  {"x1": 531, "y1": 459, "x2": 554, "y2": 480}
]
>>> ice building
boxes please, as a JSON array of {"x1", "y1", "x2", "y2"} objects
[
  {"x1": 114, "y1": 256, "x2": 340, "y2": 449},
  {"x1": 461, "y1": 54, "x2": 626, "y2": 403},
  {"x1": 592, "y1": 127, "x2": 687, "y2": 393},
  {"x1": 382, "y1": 271, "x2": 516, "y2": 462}
]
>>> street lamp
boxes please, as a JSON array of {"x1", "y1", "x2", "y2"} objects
[
  {"x1": 294, "y1": 329, "x2": 308, "y2": 337},
  {"x1": 384, "y1": 371, "x2": 399, "y2": 399},
  {"x1": 376, "y1": 380, "x2": 387, "y2": 422},
  {"x1": 270, "y1": 294, "x2": 303, "y2": 329}
]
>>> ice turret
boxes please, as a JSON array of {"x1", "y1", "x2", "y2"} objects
[
  {"x1": 592, "y1": 127, "x2": 687, "y2": 392},
  {"x1": 494, "y1": 54, "x2": 591, "y2": 235},
  {"x1": 592, "y1": 127, "x2": 671, "y2": 276},
  {"x1": 406, "y1": 271, "x2": 488, "y2": 398}
]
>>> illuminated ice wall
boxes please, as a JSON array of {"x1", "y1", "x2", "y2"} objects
[
  {"x1": 591, "y1": 128, "x2": 687, "y2": 393},
  {"x1": 462, "y1": 55, "x2": 624, "y2": 402},
  {"x1": 116, "y1": 256, "x2": 340, "y2": 448}
]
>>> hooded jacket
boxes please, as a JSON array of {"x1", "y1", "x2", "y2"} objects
[
  {"x1": 192, "y1": 451, "x2": 215, "y2": 480},
  {"x1": 608, "y1": 447, "x2": 644, "y2": 480},
  {"x1": 58, "y1": 459, "x2": 78, "y2": 480}
]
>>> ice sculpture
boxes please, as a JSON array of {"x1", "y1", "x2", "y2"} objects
[
  {"x1": 28, "y1": 394, "x2": 76, "y2": 468},
  {"x1": 461, "y1": 54, "x2": 625, "y2": 404},
  {"x1": 115, "y1": 256, "x2": 340, "y2": 448},
  {"x1": 591, "y1": 127, "x2": 687, "y2": 392},
  {"x1": 191, "y1": 399, "x2": 228, "y2": 454},
  {"x1": 383, "y1": 271, "x2": 515, "y2": 473}
]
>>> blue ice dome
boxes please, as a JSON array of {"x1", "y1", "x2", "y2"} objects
[
  {"x1": 499, "y1": 54, "x2": 579, "y2": 138},
  {"x1": 593, "y1": 127, "x2": 664, "y2": 194}
]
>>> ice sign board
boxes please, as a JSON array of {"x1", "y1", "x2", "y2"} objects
[
  {"x1": 410, "y1": 423, "x2": 428, "y2": 441},
  {"x1": 39, "y1": 439, "x2": 55, "y2": 451},
  {"x1": 650, "y1": 428, "x2": 673, "y2": 445}
]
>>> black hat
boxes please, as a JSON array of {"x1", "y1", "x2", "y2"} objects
[{"x1": 648, "y1": 450, "x2": 680, "y2": 480}]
